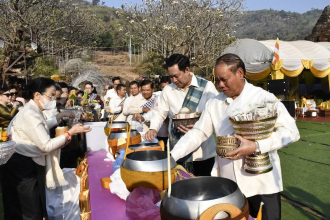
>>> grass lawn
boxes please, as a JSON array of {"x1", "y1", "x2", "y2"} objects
[
  {"x1": 0, "y1": 120, "x2": 328, "y2": 219},
  {"x1": 279, "y1": 120, "x2": 330, "y2": 219}
]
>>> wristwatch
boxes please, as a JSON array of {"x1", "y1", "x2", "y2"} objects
[{"x1": 254, "y1": 141, "x2": 261, "y2": 155}]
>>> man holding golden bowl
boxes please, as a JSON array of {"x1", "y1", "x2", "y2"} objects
[{"x1": 168, "y1": 53, "x2": 300, "y2": 220}]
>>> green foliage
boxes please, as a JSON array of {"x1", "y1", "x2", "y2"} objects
[
  {"x1": 92, "y1": 0, "x2": 100, "y2": 6},
  {"x1": 30, "y1": 56, "x2": 59, "y2": 78},
  {"x1": 95, "y1": 31, "x2": 114, "y2": 49},
  {"x1": 236, "y1": 9, "x2": 323, "y2": 40},
  {"x1": 137, "y1": 52, "x2": 166, "y2": 77}
]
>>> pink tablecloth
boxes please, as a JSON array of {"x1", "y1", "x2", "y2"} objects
[
  {"x1": 87, "y1": 150, "x2": 129, "y2": 220},
  {"x1": 87, "y1": 150, "x2": 254, "y2": 220}
]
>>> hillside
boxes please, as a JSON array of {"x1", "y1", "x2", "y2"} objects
[
  {"x1": 80, "y1": 4, "x2": 324, "y2": 45},
  {"x1": 236, "y1": 9, "x2": 323, "y2": 40},
  {"x1": 94, "y1": 51, "x2": 139, "y2": 81}
]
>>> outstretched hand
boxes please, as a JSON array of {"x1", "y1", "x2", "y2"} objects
[
  {"x1": 225, "y1": 135, "x2": 256, "y2": 160},
  {"x1": 177, "y1": 124, "x2": 194, "y2": 134}
]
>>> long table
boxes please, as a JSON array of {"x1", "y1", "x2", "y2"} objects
[
  {"x1": 87, "y1": 150, "x2": 129, "y2": 220},
  {"x1": 87, "y1": 150, "x2": 254, "y2": 220}
]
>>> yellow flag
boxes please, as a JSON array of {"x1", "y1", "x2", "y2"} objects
[{"x1": 257, "y1": 202, "x2": 264, "y2": 220}]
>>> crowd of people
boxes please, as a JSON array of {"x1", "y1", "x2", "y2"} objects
[{"x1": 0, "y1": 53, "x2": 300, "y2": 220}]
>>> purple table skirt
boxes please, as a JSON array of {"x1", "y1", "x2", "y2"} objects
[
  {"x1": 87, "y1": 150, "x2": 254, "y2": 220},
  {"x1": 87, "y1": 150, "x2": 129, "y2": 220}
]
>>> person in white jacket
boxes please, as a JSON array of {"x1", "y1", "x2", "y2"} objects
[
  {"x1": 170, "y1": 54, "x2": 300, "y2": 220},
  {"x1": 2, "y1": 78, "x2": 91, "y2": 220}
]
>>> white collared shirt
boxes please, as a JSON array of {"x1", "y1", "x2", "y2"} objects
[
  {"x1": 171, "y1": 80, "x2": 300, "y2": 197},
  {"x1": 109, "y1": 94, "x2": 127, "y2": 121},
  {"x1": 122, "y1": 93, "x2": 148, "y2": 116},
  {"x1": 104, "y1": 88, "x2": 117, "y2": 102},
  {"x1": 150, "y1": 73, "x2": 219, "y2": 161}
]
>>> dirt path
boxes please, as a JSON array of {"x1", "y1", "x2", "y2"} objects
[{"x1": 94, "y1": 51, "x2": 140, "y2": 82}]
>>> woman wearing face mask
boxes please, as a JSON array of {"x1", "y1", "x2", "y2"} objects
[
  {"x1": 1, "y1": 78, "x2": 92, "y2": 220},
  {"x1": 0, "y1": 86, "x2": 19, "y2": 128}
]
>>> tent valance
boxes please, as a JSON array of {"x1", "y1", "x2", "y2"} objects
[{"x1": 223, "y1": 39, "x2": 330, "y2": 82}]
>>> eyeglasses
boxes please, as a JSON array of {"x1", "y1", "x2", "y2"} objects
[
  {"x1": 2, "y1": 93, "x2": 12, "y2": 97},
  {"x1": 42, "y1": 93, "x2": 56, "y2": 101},
  {"x1": 2, "y1": 92, "x2": 18, "y2": 97}
]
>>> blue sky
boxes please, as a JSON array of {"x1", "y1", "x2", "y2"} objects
[{"x1": 96, "y1": 0, "x2": 329, "y2": 13}]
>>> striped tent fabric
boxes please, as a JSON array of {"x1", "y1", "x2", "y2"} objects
[{"x1": 272, "y1": 34, "x2": 280, "y2": 65}]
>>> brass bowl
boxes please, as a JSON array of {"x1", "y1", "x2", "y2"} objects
[
  {"x1": 104, "y1": 121, "x2": 129, "y2": 136},
  {"x1": 244, "y1": 153, "x2": 273, "y2": 174},
  {"x1": 216, "y1": 136, "x2": 239, "y2": 158},
  {"x1": 229, "y1": 115, "x2": 277, "y2": 141}
]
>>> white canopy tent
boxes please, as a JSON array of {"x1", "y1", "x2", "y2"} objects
[{"x1": 222, "y1": 39, "x2": 330, "y2": 81}]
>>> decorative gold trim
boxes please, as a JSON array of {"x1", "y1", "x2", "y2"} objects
[
  {"x1": 244, "y1": 166, "x2": 273, "y2": 174},
  {"x1": 229, "y1": 115, "x2": 277, "y2": 125},
  {"x1": 245, "y1": 160, "x2": 270, "y2": 167}
]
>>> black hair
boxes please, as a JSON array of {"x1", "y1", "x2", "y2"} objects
[
  {"x1": 0, "y1": 85, "x2": 9, "y2": 95},
  {"x1": 84, "y1": 81, "x2": 94, "y2": 88},
  {"x1": 116, "y1": 84, "x2": 126, "y2": 92},
  {"x1": 140, "y1": 80, "x2": 154, "y2": 89},
  {"x1": 112, "y1": 77, "x2": 121, "y2": 83},
  {"x1": 165, "y1": 54, "x2": 190, "y2": 71},
  {"x1": 76, "y1": 91, "x2": 84, "y2": 97},
  {"x1": 160, "y1": 76, "x2": 171, "y2": 84},
  {"x1": 58, "y1": 82, "x2": 68, "y2": 89},
  {"x1": 68, "y1": 86, "x2": 77, "y2": 92},
  {"x1": 215, "y1": 53, "x2": 246, "y2": 75},
  {"x1": 54, "y1": 82, "x2": 62, "y2": 91},
  {"x1": 8, "y1": 84, "x2": 16, "y2": 90},
  {"x1": 22, "y1": 77, "x2": 55, "y2": 99},
  {"x1": 129, "y1": 81, "x2": 140, "y2": 88}
]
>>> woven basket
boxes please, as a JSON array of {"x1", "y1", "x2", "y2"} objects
[
  {"x1": 216, "y1": 136, "x2": 239, "y2": 158},
  {"x1": 228, "y1": 115, "x2": 277, "y2": 141},
  {"x1": 160, "y1": 198, "x2": 249, "y2": 220},
  {"x1": 172, "y1": 116, "x2": 200, "y2": 128},
  {"x1": 229, "y1": 116, "x2": 277, "y2": 174},
  {"x1": 121, "y1": 165, "x2": 176, "y2": 192}
]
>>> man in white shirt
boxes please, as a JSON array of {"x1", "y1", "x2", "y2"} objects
[
  {"x1": 136, "y1": 76, "x2": 171, "y2": 147},
  {"x1": 109, "y1": 84, "x2": 127, "y2": 121},
  {"x1": 170, "y1": 53, "x2": 300, "y2": 219},
  {"x1": 131, "y1": 80, "x2": 155, "y2": 132},
  {"x1": 104, "y1": 77, "x2": 121, "y2": 102},
  {"x1": 144, "y1": 54, "x2": 218, "y2": 176},
  {"x1": 123, "y1": 81, "x2": 141, "y2": 119}
]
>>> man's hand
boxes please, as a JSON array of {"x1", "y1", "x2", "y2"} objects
[
  {"x1": 61, "y1": 92, "x2": 68, "y2": 98},
  {"x1": 225, "y1": 135, "x2": 256, "y2": 160},
  {"x1": 12, "y1": 101, "x2": 19, "y2": 109},
  {"x1": 177, "y1": 124, "x2": 194, "y2": 134},
  {"x1": 134, "y1": 114, "x2": 145, "y2": 122},
  {"x1": 142, "y1": 107, "x2": 150, "y2": 113},
  {"x1": 144, "y1": 129, "x2": 157, "y2": 141}
]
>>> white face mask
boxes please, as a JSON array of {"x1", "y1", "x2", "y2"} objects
[{"x1": 39, "y1": 94, "x2": 56, "y2": 110}]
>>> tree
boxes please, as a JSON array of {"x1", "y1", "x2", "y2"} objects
[
  {"x1": 120, "y1": 0, "x2": 243, "y2": 73},
  {"x1": 0, "y1": 0, "x2": 104, "y2": 76},
  {"x1": 92, "y1": 0, "x2": 100, "y2": 6}
]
